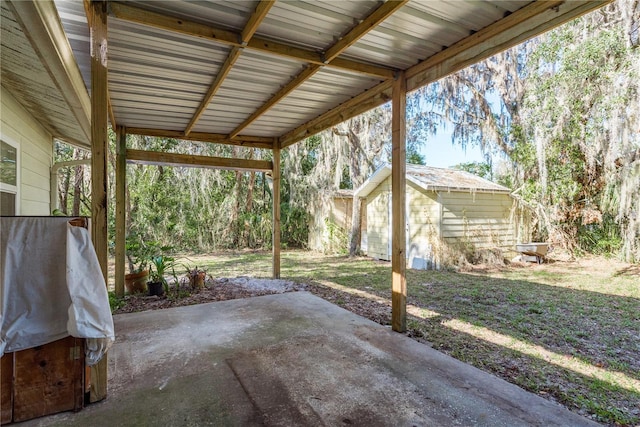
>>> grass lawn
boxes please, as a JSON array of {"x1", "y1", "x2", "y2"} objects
[{"x1": 117, "y1": 250, "x2": 640, "y2": 426}]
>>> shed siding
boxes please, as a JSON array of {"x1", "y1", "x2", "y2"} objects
[
  {"x1": 439, "y1": 191, "x2": 515, "y2": 249},
  {"x1": 308, "y1": 195, "x2": 367, "y2": 254},
  {"x1": 1, "y1": 86, "x2": 53, "y2": 215},
  {"x1": 407, "y1": 181, "x2": 440, "y2": 269},
  {"x1": 365, "y1": 177, "x2": 391, "y2": 260}
]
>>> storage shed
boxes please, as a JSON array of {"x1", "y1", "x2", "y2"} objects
[
  {"x1": 308, "y1": 190, "x2": 367, "y2": 254},
  {"x1": 356, "y1": 164, "x2": 527, "y2": 269}
]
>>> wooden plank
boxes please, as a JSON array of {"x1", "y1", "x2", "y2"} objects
[
  {"x1": 115, "y1": 126, "x2": 126, "y2": 297},
  {"x1": 12, "y1": 337, "x2": 84, "y2": 422},
  {"x1": 184, "y1": 46, "x2": 242, "y2": 136},
  {"x1": 272, "y1": 140, "x2": 281, "y2": 279},
  {"x1": 89, "y1": 0, "x2": 109, "y2": 403},
  {"x1": 323, "y1": 0, "x2": 408, "y2": 63},
  {"x1": 406, "y1": 0, "x2": 610, "y2": 92},
  {"x1": 126, "y1": 127, "x2": 273, "y2": 149},
  {"x1": 231, "y1": 1, "x2": 404, "y2": 139},
  {"x1": 241, "y1": 0, "x2": 274, "y2": 43},
  {"x1": 279, "y1": 79, "x2": 393, "y2": 148},
  {"x1": 109, "y1": 2, "x2": 394, "y2": 79},
  {"x1": 107, "y1": 88, "x2": 116, "y2": 129},
  {"x1": 229, "y1": 64, "x2": 321, "y2": 138},
  {"x1": 126, "y1": 149, "x2": 273, "y2": 172},
  {"x1": 391, "y1": 72, "x2": 406, "y2": 333},
  {"x1": 1, "y1": 353, "x2": 13, "y2": 424},
  {"x1": 184, "y1": 0, "x2": 273, "y2": 135},
  {"x1": 329, "y1": 57, "x2": 395, "y2": 79}
]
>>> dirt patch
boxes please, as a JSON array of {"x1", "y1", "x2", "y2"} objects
[{"x1": 113, "y1": 277, "x2": 304, "y2": 314}]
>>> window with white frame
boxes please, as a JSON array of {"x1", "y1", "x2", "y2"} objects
[{"x1": 1, "y1": 138, "x2": 19, "y2": 215}]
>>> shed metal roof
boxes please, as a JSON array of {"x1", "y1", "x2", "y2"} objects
[
  {"x1": 2, "y1": 0, "x2": 610, "y2": 149},
  {"x1": 355, "y1": 163, "x2": 511, "y2": 198}
]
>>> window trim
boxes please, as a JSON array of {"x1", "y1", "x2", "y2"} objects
[{"x1": 1, "y1": 134, "x2": 20, "y2": 215}]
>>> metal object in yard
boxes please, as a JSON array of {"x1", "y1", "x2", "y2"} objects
[{"x1": 516, "y1": 242, "x2": 550, "y2": 264}]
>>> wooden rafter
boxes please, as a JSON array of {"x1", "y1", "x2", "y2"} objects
[
  {"x1": 126, "y1": 127, "x2": 273, "y2": 149},
  {"x1": 228, "y1": 0, "x2": 406, "y2": 139},
  {"x1": 241, "y1": 0, "x2": 273, "y2": 43},
  {"x1": 405, "y1": 0, "x2": 609, "y2": 91},
  {"x1": 279, "y1": 0, "x2": 611, "y2": 149},
  {"x1": 107, "y1": 89, "x2": 117, "y2": 129},
  {"x1": 228, "y1": 64, "x2": 321, "y2": 138},
  {"x1": 126, "y1": 149, "x2": 273, "y2": 172},
  {"x1": 184, "y1": 0, "x2": 273, "y2": 136},
  {"x1": 109, "y1": 2, "x2": 395, "y2": 79},
  {"x1": 279, "y1": 79, "x2": 394, "y2": 148},
  {"x1": 323, "y1": 0, "x2": 409, "y2": 63}
]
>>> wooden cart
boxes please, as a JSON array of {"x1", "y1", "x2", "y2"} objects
[{"x1": 516, "y1": 242, "x2": 549, "y2": 264}]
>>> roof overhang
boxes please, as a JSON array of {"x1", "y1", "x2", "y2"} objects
[{"x1": 1, "y1": 0, "x2": 91, "y2": 148}]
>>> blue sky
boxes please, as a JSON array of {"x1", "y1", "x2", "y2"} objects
[{"x1": 418, "y1": 125, "x2": 486, "y2": 168}]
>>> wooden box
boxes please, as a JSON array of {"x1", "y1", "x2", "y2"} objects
[{"x1": 0, "y1": 336, "x2": 84, "y2": 424}]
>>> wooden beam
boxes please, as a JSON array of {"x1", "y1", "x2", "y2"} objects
[
  {"x1": 184, "y1": 1, "x2": 274, "y2": 136},
  {"x1": 126, "y1": 127, "x2": 273, "y2": 149},
  {"x1": 323, "y1": 0, "x2": 408, "y2": 63},
  {"x1": 184, "y1": 47, "x2": 242, "y2": 136},
  {"x1": 107, "y1": 87, "x2": 117, "y2": 129},
  {"x1": 241, "y1": 0, "x2": 274, "y2": 43},
  {"x1": 406, "y1": 0, "x2": 611, "y2": 92},
  {"x1": 272, "y1": 140, "x2": 281, "y2": 279},
  {"x1": 109, "y1": 2, "x2": 395, "y2": 79},
  {"x1": 9, "y1": 0, "x2": 91, "y2": 146},
  {"x1": 126, "y1": 149, "x2": 273, "y2": 172},
  {"x1": 229, "y1": 64, "x2": 321, "y2": 138},
  {"x1": 391, "y1": 71, "x2": 406, "y2": 333},
  {"x1": 279, "y1": 79, "x2": 394, "y2": 148},
  {"x1": 231, "y1": 1, "x2": 404, "y2": 138},
  {"x1": 89, "y1": 0, "x2": 109, "y2": 403},
  {"x1": 115, "y1": 126, "x2": 126, "y2": 298}
]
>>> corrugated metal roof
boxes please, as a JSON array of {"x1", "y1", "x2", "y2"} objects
[
  {"x1": 407, "y1": 164, "x2": 510, "y2": 192},
  {"x1": 355, "y1": 163, "x2": 510, "y2": 198},
  {"x1": 3, "y1": 0, "x2": 609, "y2": 148}
]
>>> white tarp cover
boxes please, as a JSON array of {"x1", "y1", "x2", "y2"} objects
[{"x1": 0, "y1": 217, "x2": 114, "y2": 365}]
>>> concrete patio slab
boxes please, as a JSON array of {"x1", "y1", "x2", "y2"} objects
[{"x1": 17, "y1": 292, "x2": 597, "y2": 426}]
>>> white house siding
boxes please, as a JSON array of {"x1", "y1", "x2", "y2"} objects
[
  {"x1": 1, "y1": 86, "x2": 53, "y2": 215},
  {"x1": 365, "y1": 177, "x2": 391, "y2": 260},
  {"x1": 439, "y1": 191, "x2": 515, "y2": 250},
  {"x1": 407, "y1": 182, "x2": 440, "y2": 269}
]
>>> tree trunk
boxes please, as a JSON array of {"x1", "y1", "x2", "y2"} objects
[
  {"x1": 72, "y1": 161, "x2": 83, "y2": 216},
  {"x1": 349, "y1": 196, "x2": 362, "y2": 256},
  {"x1": 59, "y1": 168, "x2": 70, "y2": 214},
  {"x1": 347, "y1": 121, "x2": 364, "y2": 257},
  {"x1": 245, "y1": 170, "x2": 255, "y2": 247}
]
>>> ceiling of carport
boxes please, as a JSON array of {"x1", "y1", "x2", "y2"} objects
[{"x1": 52, "y1": 0, "x2": 610, "y2": 149}]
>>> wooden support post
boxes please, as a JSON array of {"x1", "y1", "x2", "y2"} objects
[
  {"x1": 89, "y1": 0, "x2": 108, "y2": 402},
  {"x1": 115, "y1": 126, "x2": 126, "y2": 297},
  {"x1": 272, "y1": 140, "x2": 281, "y2": 279},
  {"x1": 391, "y1": 72, "x2": 407, "y2": 333}
]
